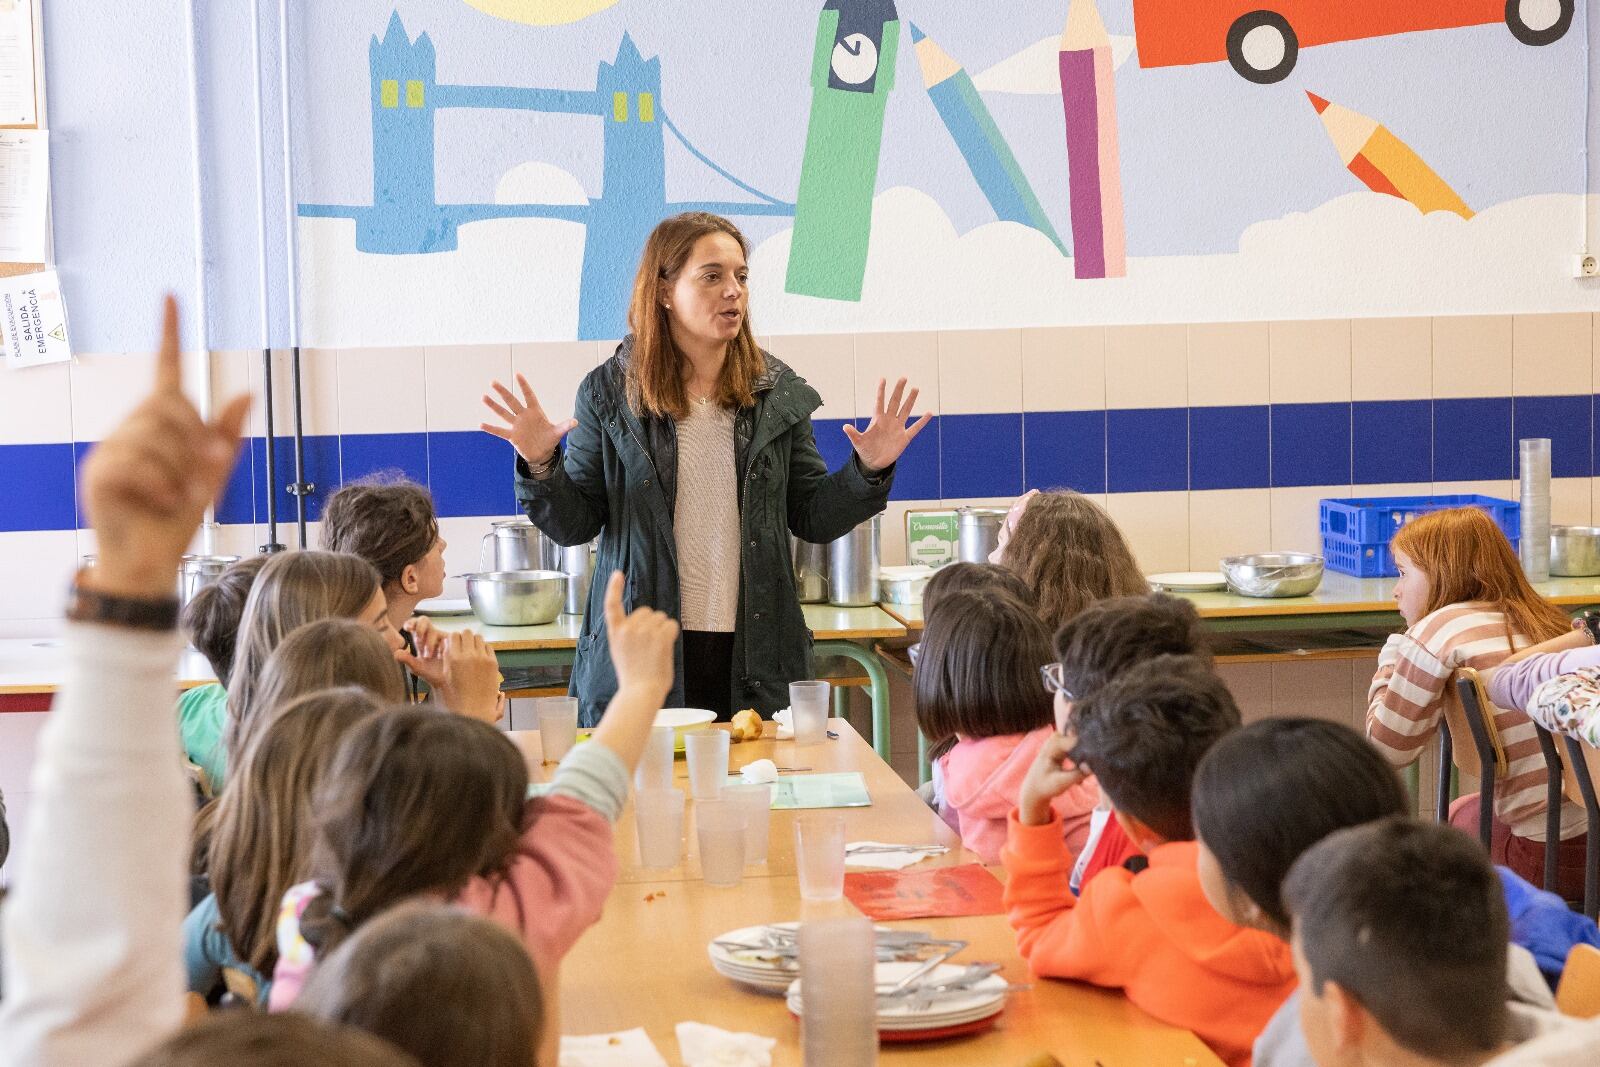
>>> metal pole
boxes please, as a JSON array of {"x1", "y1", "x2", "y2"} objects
[
  {"x1": 277, "y1": 0, "x2": 310, "y2": 547},
  {"x1": 251, "y1": 0, "x2": 284, "y2": 553}
]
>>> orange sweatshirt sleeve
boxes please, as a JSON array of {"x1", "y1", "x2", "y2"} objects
[{"x1": 1001, "y1": 809, "x2": 1135, "y2": 989}]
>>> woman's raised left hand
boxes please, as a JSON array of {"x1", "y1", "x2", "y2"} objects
[{"x1": 843, "y1": 377, "x2": 932, "y2": 472}]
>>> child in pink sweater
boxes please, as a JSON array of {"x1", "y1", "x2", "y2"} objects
[
  {"x1": 919, "y1": 588, "x2": 1097, "y2": 861},
  {"x1": 270, "y1": 574, "x2": 677, "y2": 1058}
]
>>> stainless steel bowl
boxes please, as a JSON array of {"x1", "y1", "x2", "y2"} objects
[
  {"x1": 1219, "y1": 553, "x2": 1325, "y2": 598},
  {"x1": 1551, "y1": 526, "x2": 1600, "y2": 577},
  {"x1": 464, "y1": 570, "x2": 568, "y2": 626}
]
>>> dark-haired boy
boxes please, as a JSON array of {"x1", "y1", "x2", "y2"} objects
[
  {"x1": 1284, "y1": 817, "x2": 1594, "y2": 1067},
  {"x1": 1048, "y1": 593, "x2": 1212, "y2": 890},
  {"x1": 1005, "y1": 654, "x2": 1293, "y2": 1067}
]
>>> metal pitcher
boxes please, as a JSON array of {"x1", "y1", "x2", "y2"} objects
[
  {"x1": 792, "y1": 536, "x2": 829, "y2": 603},
  {"x1": 828, "y1": 516, "x2": 880, "y2": 607},
  {"x1": 178, "y1": 554, "x2": 241, "y2": 607},
  {"x1": 957, "y1": 507, "x2": 1008, "y2": 563},
  {"x1": 561, "y1": 541, "x2": 597, "y2": 616},
  {"x1": 480, "y1": 517, "x2": 560, "y2": 574}
]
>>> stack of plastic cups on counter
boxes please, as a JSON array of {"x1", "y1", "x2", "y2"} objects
[{"x1": 1519, "y1": 438, "x2": 1551, "y2": 583}]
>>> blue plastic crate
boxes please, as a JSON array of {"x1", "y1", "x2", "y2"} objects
[{"x1": 1319, "y1": 495, "x2": 1521, "y2": 578}]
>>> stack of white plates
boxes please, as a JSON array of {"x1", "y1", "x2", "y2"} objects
[
  {"x1": 786, "y1": 961, "x2": 1009, "y2": 1041},
  {"x1": 708, "y1": 923, "x2": 804, "y2": 993}
]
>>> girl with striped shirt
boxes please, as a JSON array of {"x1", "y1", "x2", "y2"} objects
[{"x1": 1365, "y1": 507, "x2": 1588, "y2": 899}]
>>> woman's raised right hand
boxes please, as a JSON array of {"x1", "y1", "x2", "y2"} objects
[{"x1": 479, "y1": 373, "x2": 578, "y2": 466}]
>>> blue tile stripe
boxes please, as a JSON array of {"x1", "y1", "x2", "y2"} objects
[{"x1": 3, "y1": 395, "x2": 1592, "y2": 532}]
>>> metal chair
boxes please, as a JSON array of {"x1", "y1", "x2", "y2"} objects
[
  {"x1": 1447, "y1": 668, "x2": 1510, "y2": 849},
  {"x1": 1557, "y1": 733, "x2": 1600, "y2": 920}
]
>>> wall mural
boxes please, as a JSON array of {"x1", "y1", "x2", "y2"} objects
[{"x1": 292, "y1": 0, "x2": 1594, "y2": 346}]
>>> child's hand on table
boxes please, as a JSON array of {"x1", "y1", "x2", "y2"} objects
[
  {"x1": 80, "y1": 296, "x2": 250, "y2": 600},
  {"x1": 1018, "y1": 730, "x2": 1088, "y2": 827}
]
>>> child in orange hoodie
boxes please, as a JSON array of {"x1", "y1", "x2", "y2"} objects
[{"x1": 1004, "y1": 655, "x2": 1296, "y2": 1067}]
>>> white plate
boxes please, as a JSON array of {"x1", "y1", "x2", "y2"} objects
[
  {"x1": 786, "y1": 962, "x2": 1008, "y2": 1024},
  {"x1": 415, "y1": 597, "x2": 473, "y2": 616},
  {"x1": 1146, "y1": 571, "x2": 1228, "y2": 592}
]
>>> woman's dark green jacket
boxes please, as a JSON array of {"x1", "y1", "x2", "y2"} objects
[{"x1": 515, "y1": 338, "x2": 892, "y2": 725}]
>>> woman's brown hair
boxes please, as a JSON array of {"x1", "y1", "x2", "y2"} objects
[
  {"x1": 300, "y1": 708, "x2": 529, "y2": 960},
  {"x1": 625, "y1": 211, "x2": 764, "y2": 418},
  {"x1": 298, "y1": 902, "x2": 543, "y2": 1067},
  {"x1": 914, "y1": 588, "x2": 1054, "y2": 751},
  {"x1": 1391, "y1": 507, "x2": 1569, "y2": 645},
  {"x1": 226, "y1": 551, "x2": 383, "y2": 768},
  {"x1": 320, "y1": 476, "x2": 439, "y2": 590},
  {"x1": 1000, "y1": 490, "x2": 1148, "y2": 631},
  {"x1": 207, "y1": 687, "x2": 386, "y2": 978}
]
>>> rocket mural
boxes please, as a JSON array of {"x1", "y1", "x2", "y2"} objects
[{"x1": 785, "y1": 0, "x2": 901, "y2": 302}]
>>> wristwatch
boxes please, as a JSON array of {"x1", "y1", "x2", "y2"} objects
[
  {"x1": 1582, "y1": 610, "x2": 1600, "y2": 646},
  {"x1": 65, "y1": 571, "x2": 180, "y2": 631}
]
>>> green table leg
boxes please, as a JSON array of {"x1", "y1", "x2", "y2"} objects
[
  {"x1": 918, "y1": 730, "x2": 931, "y2": 787},
  {"x1": 1405, "y1": 763, "x2": 1421, "y2": 814},
  {"x1": 816, "y1": 639, "x2": 892, "y2": 762}
]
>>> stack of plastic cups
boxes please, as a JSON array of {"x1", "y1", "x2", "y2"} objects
[
  {"x1": 1519, "y1": 438, "x2": 1551, "y2": 583},
  {"x1": 799, "y1": 917, "x2": 877, "y2": 1066}
]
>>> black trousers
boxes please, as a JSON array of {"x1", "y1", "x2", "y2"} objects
[{"x1": 681, "y1": 630, "x2": 736, "y2": 720}]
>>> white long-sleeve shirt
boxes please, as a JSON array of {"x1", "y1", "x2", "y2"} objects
[{"x1": 0, "y1": 623, "x2": 190, "y2": 1067}]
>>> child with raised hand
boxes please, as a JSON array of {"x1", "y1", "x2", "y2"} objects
[
  {"x1": 1366, "y1": 506, "x2": 1585, "y2": 897},
  {"x1": 296, "y1": 902, "x2": 544, "y2": 1067},
  {"x1": 915, "y1": 588, "x2": 1096, "y2": 861},
  {"x1": 179, "y1": 554, "x2": 267, "y2": 791},
  {"x1": 269, "y1": 571, "x2": 678, "y2": 1054},
  {"x1": 1284, "y1": 818, "x2": 1594, "y2": 1067},
  {"x1": 0, "y1": 296, "x2": 252, "y2": 1067},
  {"x1": 1005, "y1": 655, "x2": 1293, "y2": 1067}
]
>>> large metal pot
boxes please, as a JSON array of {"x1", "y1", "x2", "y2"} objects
[
  {"x1": 828, "y1": 516, "x2": 881, "y2": 607},
  {"x1": 560, "y1": 541, "x2": 597, "y2": 616},
  {"x1": 480, "y1": 518, "x2": 560, "y2": 573},
  {"x1": 957, "y1": 507, "x2": 1007, "y2": 563},
  {"x1": 464, "y1": 570, "x2": 568, "y2": 626},
  {"x1": 792, "y1": 537, "x2": 830, "y2": 603},
  {"x1": 178, "y1": 554, "x2": 241, "y2": 607},
  {"x1": 1551, "y1": 526, "x2": 1600, "y2": 577}
]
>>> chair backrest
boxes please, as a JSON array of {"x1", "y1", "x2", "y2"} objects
[
  {"x1": 1557, "y1": 943, "x2": 1600, "y2": 1018},
  {"x1": 1448, "y1": 668, "x2": 1509, "y2": 780}
]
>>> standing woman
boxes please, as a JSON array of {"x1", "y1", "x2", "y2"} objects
[{"x1": 481, "y1": 213, "x2": 928, "y2": 723}]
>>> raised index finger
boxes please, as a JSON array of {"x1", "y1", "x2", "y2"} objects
[
  {"x1": 155, "y1": 294, "x2": 182, "y2": 395},
  {"x1": 602, "y1": 570, "x2": 625, "y2": 632}
]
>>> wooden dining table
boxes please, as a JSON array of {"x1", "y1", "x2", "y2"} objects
[{"x1": 512, "y1": 720, "x2": 1227, "y2": 1066}]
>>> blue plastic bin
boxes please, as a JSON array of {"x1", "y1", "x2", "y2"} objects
[{"x1": 1319, "y1": 495, "x2": 1521, "y2": 578}]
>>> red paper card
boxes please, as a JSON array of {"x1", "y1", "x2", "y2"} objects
[{"x1": 842, "y1": 863, "x2": 1006, "y2": 921}]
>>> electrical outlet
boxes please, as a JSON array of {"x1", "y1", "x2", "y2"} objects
[{"x1": 1577, "y1": 253, "x2": 1600, "y2": 278}]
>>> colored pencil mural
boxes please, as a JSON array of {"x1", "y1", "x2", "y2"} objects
[
  {"x1": 786, "y1": 0, "x2": 901, "y2": 302},
  {"x1": 1307, "y1": 91, "x2": 1474, "y2": 220},
  {"x1": 1058, "y1": 0, "x2": 1126, "y2": 280},
  {"x1": 911, "y1": 24, "x2": 1064, "y2": 254}
]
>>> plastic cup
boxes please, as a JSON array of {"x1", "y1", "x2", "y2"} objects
[
  {"x1": 537, "y1": 697, "x2": 579, "y2": 765},
  {"x1": 724, "y1": 783, "x2": 773, "y2": 865},
  {"x1": 799, "y1": 917, "x2": 877, "y2": 1067},
  {"x1": 634, "y1": 788, "x2": 686, "y2": 868},
  {"x1": 790, "y1": 680, "x2": 830, "y2": 746},
  {"x1": 795, "y1": 813, "x2": 847, "y2": 901},
  {"x1": 684, "y1": 729, "x2": 730, "y2": 801},
  {"x1": 634, "y1": 725, "x2": 676, "y2": 790},
  {"x1": 696, "y1": 799, "x2": 748, "y2": 887}
]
